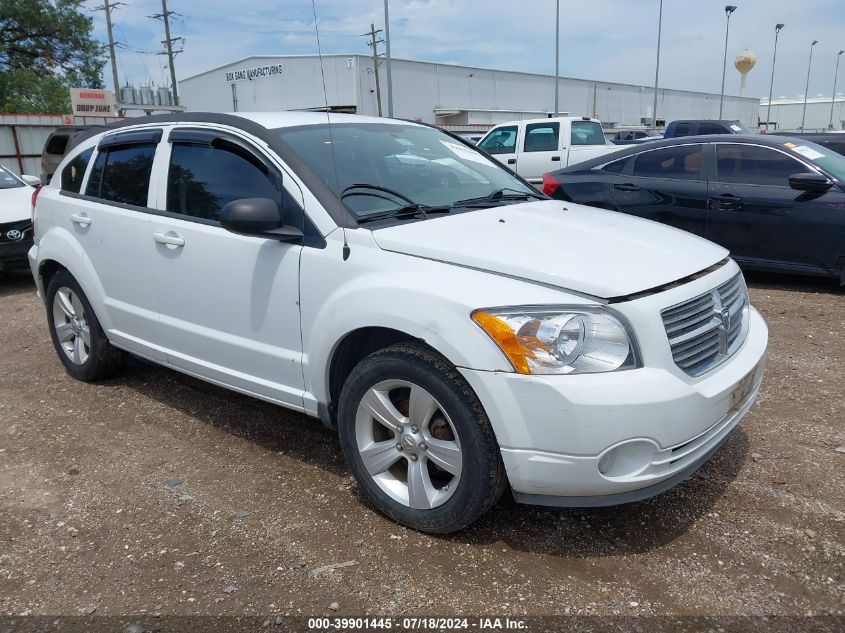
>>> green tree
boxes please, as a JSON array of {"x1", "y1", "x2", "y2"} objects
[{"x1": 0, "y1": 0, "x2": 105, "y2": 113}]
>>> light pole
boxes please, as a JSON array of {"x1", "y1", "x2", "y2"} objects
[
  {"x1": 554, "y1": 0, "x2": 560, "y2": 116},
  {"x1": 383, "y1": 0, "x2": 393, "y2": 117},
  {"x1": 830, "y1": 50, "x2": 844, "y2": 130},
  {"x1": 801, "y1": 40, "x2": 818, "y2": 131},
  {"x1": 719, "y1": 5, "x2": 737, "y2": 119},
  {"x1": 652, "y1": 0, "x2": 663, "y2": 128},
  {"x1": 765, "y1": 23, "x2": 784, "y2": 132}
]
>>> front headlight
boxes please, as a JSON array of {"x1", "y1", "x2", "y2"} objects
[{"x1": 472, "y1": 306, "x2": 639, "y2": 375}]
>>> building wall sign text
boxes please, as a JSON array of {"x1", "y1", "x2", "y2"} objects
[{"x1": 225, "y1": 64, "x2": 285, "y2": 83}]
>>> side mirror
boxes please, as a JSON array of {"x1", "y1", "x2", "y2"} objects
[
  {"x1": 789, "y1": 172, "x2": 833, "y2": 193},
  {"x1": 220, "y1": 197, "x2": 303, "y2": 242},
  {"x1": 21, "y1": 175, "x2": 41, "y2": 186}
]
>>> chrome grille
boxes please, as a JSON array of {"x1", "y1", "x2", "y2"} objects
[{"x1": 661, "y1": 273, "x2": 749, "y2": 376}]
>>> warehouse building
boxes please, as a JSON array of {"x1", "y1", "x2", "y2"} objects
[
  {"x1": 178, "y1": 54, "x2": 760, "y2": 129},
  {"x1": 759, "y1": 96, "x2": 845, "y2": 132}
]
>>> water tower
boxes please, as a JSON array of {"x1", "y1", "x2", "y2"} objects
[{"x1": 735, "y1": 50, "x2": 757, "y2": 97}]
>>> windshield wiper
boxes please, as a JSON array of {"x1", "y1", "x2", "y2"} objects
[{"x1": 450, "y1": 187, "x2": 547, "y2": 208}]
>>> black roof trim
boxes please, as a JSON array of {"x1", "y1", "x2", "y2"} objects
[{"x1": 70, "y1": 112, "x2": 356, "y2": 229}]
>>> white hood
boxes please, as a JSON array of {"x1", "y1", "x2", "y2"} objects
[
  {"x1": 0, "y1": 185, "x2": 33, "y2": 224},
  {"x1": 371, "y1": 200, "x2": 728, "y2": 299}
]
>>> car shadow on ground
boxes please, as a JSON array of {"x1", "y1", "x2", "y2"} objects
[
  {"x1": 0, "y1": 270, "x2": 35, "y2": 297},
  {"x1": 109, "y1": 356, "x2": 748, "y2": 557},
  {"x1": 744, "y1": 270, "x2": 844, "y2": 295}
]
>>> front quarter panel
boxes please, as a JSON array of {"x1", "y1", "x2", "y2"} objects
[{"x1": 299, "y1": 228, "x2": 591, "y2": 412}]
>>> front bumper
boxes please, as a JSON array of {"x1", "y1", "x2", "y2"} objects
[
  {"x1": 459, "y1": 298, "x2": 768, "y2": 505},
  {"x1": 0, "y1": 237, "x2": 33, "y2": 272}
]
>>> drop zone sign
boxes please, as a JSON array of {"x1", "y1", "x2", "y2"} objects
[{"x1": 70, "y1": 89, "x2": 118, "y2": 117}]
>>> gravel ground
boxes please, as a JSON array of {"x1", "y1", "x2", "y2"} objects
[{"x1": 0, "y1": 269, "x2": 843, "y2": 624}]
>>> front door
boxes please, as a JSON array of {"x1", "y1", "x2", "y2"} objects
[
  {"x1": 706, "y1": 142, "x2": 845, "y2": 274},
  {"x1": 149, "y1": 128, "x2": 306, "y2": 408},
  {"x1": 477, "y1": 124, "x2": 519, "y2": 173},
  {"x1": 608, "y1": 143, "x2": 709, "y2": 236}
]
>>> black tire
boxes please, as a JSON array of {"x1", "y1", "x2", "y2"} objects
[
  {"x1": 45, "y1": 270, "x2": 124, "y2": 381},
  {"x1": 338, "y1": 342, "x2": 506, "y2": 533}
]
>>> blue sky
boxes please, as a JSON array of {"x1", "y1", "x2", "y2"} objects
[{"x1": 88, "y1": 0, "x2": 845, "y2": 100}]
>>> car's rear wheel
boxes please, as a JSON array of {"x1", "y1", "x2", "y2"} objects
[
  {"x1": 338, "y1": 342, "x2": 506, "y2": 533},
  {"x1": 46, "y1": 270, "x2": 124, "y2": 381}
]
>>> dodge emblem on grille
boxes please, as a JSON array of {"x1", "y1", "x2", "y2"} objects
[
  {"x1": 5, "y1": 229, "x2": 23, "y2": 241},
  {"x1": 719, "y1": 306, "x2": 731, "y2": 331}
]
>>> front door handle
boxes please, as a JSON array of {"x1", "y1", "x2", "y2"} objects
[
  {"x1": 153, "y1": 232, "x2": 185, "y2": 247},
  {"x1": 69, "y1": 213, "x2": 91, "y2": 226},
  {"x1": 507, "y1": 158, "x2": 516, "y2": 165},
  {"x1": 551, "y1": 156, "x2": 561, "y2": 162},
  {"x1": 613, "y1": 183, "x2": 640, "y2": 192}
]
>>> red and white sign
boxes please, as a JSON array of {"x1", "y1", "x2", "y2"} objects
[{"x1": 69, "y1": 88, "x2": 118, "y2": 117}]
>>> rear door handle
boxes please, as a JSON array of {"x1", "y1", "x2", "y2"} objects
[
  {"x1": 507, "y1": 158, "x2": 516, "y2": 165},
  {"x1": 69, "y1": 213, "x2": 91, "y2": 226},
  {"x1": 711, "y1": 194, "x2": 743, "y2": 203},
  {"x1": 613, "y1": 183, "x2": 640, "y2": 192},
  {"x1": 153, "y1": 232, "x2": 185, "y2": 247},
  {"x1": 551, "y1": 156, "x2": 561, "y2": 162}
]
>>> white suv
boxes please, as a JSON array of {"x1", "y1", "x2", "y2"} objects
[{"x1": 30, "y1": 112, "x2": 768, "y2": 533}]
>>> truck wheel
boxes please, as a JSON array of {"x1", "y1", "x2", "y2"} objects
[
  {"x1": 45, "y1": 270, "x2": 124, "y2": 382},
  {"x1": 338, "y1": 342, "x2": 506, "y2": 533}
]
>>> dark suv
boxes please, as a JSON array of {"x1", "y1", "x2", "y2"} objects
[{"x1": 664, "y1": 120, "x2": 754, "y2": 138}]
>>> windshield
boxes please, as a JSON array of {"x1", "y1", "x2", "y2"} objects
[
  {"x1": 276, "y1": 123, "x2": 537, "y2": 219},
  {"x1": 786, "y1": 140, "x2": 845, "y2": 182},
  {"x1": 0, "y1": 166, "x2": 25, "y2": 189}
]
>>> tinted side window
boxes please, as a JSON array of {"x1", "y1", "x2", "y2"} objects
[
  {"x1": 61, "y1": 148, "x2": 93, "y2": 193},
  {"x1": 478, "y1": 126, "x2": 518, "y2": 155},
  {"x1": 699, "y1": 123, "x2": 729, "y2": 135},
  {"x1": 166, "y1": 142, "x2": 294, "y2": 223},
  {"x1": 633, "y1": 145, "x2": 703, "y2": 180},
  {"x1": 715, "y1": 144, "x2": 805, "y2": 186},
  {"x1": 672, "y1": 123, "x2": 692, "y2": 137},
  {"x1": 85, "y1": 144, "x2": 155, "y2": 206},
  {"x1": 45, "y1": 134, "x2": 70, "y2": 155},
  {"x1": 524, "y1": 123, "x2": 559, "y2": 152}
]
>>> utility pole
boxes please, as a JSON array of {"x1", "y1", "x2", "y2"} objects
[
  {"x1": 383, "y1": 0, "x2": 393, "y2": 117},
  {"x1": 150, "y1": 0, "x2": 182, "y2": 106},
  {"x1": 362, "y1": 23, "x2": 385, "y2": 116},
  {"x1": 93, "y1": 1, "x2": 123, "y2": 100},
  {"x1": 554, "y1": 0, "x2": 560, "y2": 116}
]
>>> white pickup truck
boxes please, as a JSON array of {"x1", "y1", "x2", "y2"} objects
[{"x1": 477, "y1": 116, "x2": 620, "y2": 185}]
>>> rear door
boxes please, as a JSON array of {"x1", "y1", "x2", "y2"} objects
[
  {"x1": 516, "y1": 122, "x2": 561, "y2": 184},
  {"x1": 476, "y1": 124, "x2": 519, "y2": 171},
  {"x1": 608, "y1": 143, "x2": 709, "y2": 235},
  {"x1": 706, "y1": 142, "x2": 845, "y2": 273},
  {"x1": 148, "y1": 127, "x2": 306, "y2": 408},
  {"x1": 73, "y1": 130, "x2": 165, "y2": 360}
]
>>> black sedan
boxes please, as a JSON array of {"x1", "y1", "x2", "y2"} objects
[{"x1": 542, "y1": 135, "x2": 845, "y2": 282}]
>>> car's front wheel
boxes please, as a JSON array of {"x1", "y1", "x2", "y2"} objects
[
  {"x1": 45, "y1": 270, "x2": 124, "y2": 381},
  {"x1": 338, "y1": 343, "x2": 506, "y2": 533}
]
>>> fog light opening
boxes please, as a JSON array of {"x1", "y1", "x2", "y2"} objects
[{"x1": 598, "y1": 441, "x2": 658, "y2": 479}]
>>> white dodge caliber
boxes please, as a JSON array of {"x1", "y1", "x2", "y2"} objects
[{"x1": 30, "y1": 112, "x2": 767, "y2": 533}]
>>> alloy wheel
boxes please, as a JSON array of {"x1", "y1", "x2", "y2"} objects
[
  {"x1": 52, "y1": 286, "x2": 91, "y2": 365},
  {"x1": 354, "y1": 379, "x2": 462, "y2": 510}
]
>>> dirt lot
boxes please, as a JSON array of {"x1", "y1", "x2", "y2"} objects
[{"x1": 1, "y1": 269, "x2": 843, "y2": 625}]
